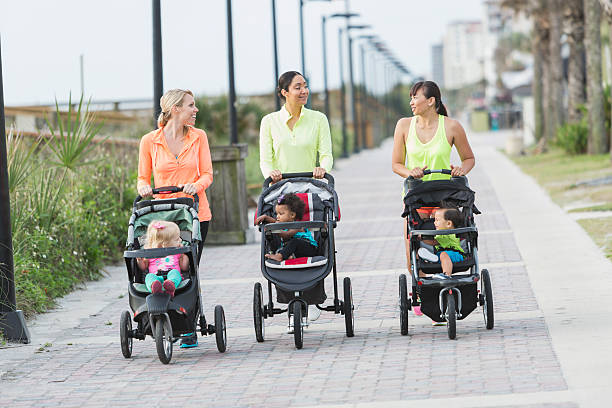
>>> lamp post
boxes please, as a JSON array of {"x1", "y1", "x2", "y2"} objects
[
  {"x1": 152, "y1": 0, "x2": 163, "y2": 125},
  {"x1": 328, "y1": 12, "x2": 358, "y2": 158},
  {"x1": 0, "y1": 36, "x2": 30, "y2": 344},
  {"x1": 346, "y1": 24, "x2": 370, "y2": 153},
  {"x1": 271, "y1": 0, "x2": 280, "y2": 110},
  {"x1": 321, "y1": 15, "x2": 330, "y2": 119},
  {"x1": 226, "y1": 0, "x2": 238, "y2": 144}
]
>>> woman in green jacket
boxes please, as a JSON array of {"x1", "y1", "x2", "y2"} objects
[{"x1": 259, "y1": 71, "x2": 333, "y2": 327}]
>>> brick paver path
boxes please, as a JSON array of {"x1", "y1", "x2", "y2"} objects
[{"x1": 0, "y1": 134, "x2": 572, "y2": 407}]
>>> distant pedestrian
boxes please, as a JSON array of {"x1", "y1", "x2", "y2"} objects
[
  {"x1": 137, "y1": 88, "x2": 213, "y2": 348},
  {"x1": 391, "y1": 80, "x2": 475, "y2": 316}
]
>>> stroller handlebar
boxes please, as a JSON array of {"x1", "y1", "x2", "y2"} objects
[
  {"x1": 406, "y1": 169, "x2": 452, "y2": 180},
  {"x1": 133, "y1": 185, "x2": 199, "y2": 208},
  {"x1": 263, "y1": 172, "x2": 335, "y2": 189}
]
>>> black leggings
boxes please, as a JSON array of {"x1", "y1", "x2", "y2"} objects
[
  {"x1": 197, "y1": 221, "x2": 209, "y2": 265},
  {"x1": 271, "y1": 236, "x2": 327, "y2": 305}
]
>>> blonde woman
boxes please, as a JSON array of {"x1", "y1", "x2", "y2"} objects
[{"x1": 137, "y1": 89, "x2": 213, "y2": 348}]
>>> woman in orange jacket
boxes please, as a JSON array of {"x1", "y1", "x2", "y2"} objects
[{"x1": 137, "y1": 89, "x2": 213, "y2": 348}]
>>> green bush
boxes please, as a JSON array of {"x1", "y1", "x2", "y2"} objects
[
  {"x1": 555, "y1": 120, "x2": 588, "y2": 155},
  {"x1": 7, "y1": 98, "x2": 137, "y2": 317}
]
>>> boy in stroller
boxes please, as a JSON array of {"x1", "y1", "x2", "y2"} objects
[{"x1": 417, "y1": 207, "x2": 465, "y2": 278}]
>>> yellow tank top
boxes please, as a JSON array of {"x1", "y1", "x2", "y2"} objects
[{"x1": 405, "y1": 114, "x2": 452, "y2": 182}]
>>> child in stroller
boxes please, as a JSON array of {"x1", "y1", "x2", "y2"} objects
[
  {"x1": 417, "y1": 207, "x2": 465, "y2": 278},
  {"x1": 137, "y1": 220, "x2": 189, "y2": 297},
  {"x1": 256, "y1": 193, "x2": 319, "y2": 262}
]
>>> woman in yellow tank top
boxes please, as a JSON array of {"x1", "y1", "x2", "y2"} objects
[{"x1": 391, "y1": 81, "x2": 475, "y2": 316}]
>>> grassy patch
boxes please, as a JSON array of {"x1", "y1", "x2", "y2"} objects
[
  {"x1": 510, "y1": 147, "x2": 612, "y2": 260},
  {"x1": 511, "y1": 147, "x2": 612, "y2": 208},
  {"x1": 576, "y1": 218, "x2": 612, "y2": 260}
]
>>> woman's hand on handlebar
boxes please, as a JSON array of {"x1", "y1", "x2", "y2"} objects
[
  {"x1": 269, "y1": 170, "x2": 282, "y2": 183},
  {"x1": 180, "y1": 183, "x2": 198, "y2": 195},
  {"x1": 137, "y1": 185, "x2": 153, "y2": 198},
  {"x1": 313, "y1": 167, "x2": 326, "y2": 179},
  {"x1": 408, "y1": 165, "x2": 428, "y2": 179},
  {"x1": 450, "y1": 164, "x2": 465, "y2": 177}
]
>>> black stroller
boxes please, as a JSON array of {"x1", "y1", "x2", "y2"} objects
[
  {"x1": 253, "y1": 173, "x2": 354, "y2": 349},
  {"x1": 398, "y1": 170, "x2": 494, "y2": 339},
  {"x1": 120, "y1": 186, "x2": 227, "y2": 364}
]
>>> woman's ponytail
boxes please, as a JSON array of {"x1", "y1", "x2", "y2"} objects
[{"x1": 436, "y1": 99, "x2": 448, "y2": 116}]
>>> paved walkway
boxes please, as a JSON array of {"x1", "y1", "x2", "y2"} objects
[{"x1": 1, "y1": 130, "x2": 610, "y2": 407}]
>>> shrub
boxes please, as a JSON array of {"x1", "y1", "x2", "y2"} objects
[{"x1": 555, "y1": 120, "x2": 588, "y2": 155}]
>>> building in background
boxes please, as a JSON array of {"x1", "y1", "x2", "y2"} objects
[
  {"x1": 442, "y1": 21, "x2": 484, "y2": 90},
  {"x1": 431, "y1": 43, "x2": 444, "y2": 88}
]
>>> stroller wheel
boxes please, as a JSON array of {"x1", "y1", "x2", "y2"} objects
[
  {"x1": 253, "y1": 282, "x2": 265, "y2": 342},
  {"x1": 446, "y1": 292, "x2": 457, "y2": 340},
  {"x1": 214, "y1": 305, "x2": 227, "y2": 353},
  {"x1": 293, "y1": 302, "x2": 304, "y2": 349},
  {"x1": 481, "y1": 269, "x2": 494, "y2": 329},
  {"x1": 343, "y1": 277, "x2": 355, "y2": 337},
  {"x1": 154, "y1": 315, "x2": 173, "y2": 364},
  {"x1": 120, "y1": 310, "x2": 133, "y2": 358},
  {"x1": 399, "y1": 274, "x2": 409, "y2": 336}
]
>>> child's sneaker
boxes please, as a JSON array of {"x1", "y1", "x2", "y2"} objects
[
  {"x1": 432, "y1": 321, "x2": 447, "y2": 326},
  {"x1": 432, "y1": 273, "x2": 450, "y2": 280},
  {"x1": 163, "y1": 280, "x2": 176, "y2": 298},
  {"x1": 418, "y1": 248, "x2": 439, "y2": 263},
  {"x1": 150, "y1": 279, "x2": 162, "y2": 294}
]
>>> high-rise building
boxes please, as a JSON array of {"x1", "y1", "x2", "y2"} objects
[
  {"x1": 431, "y1": 43, "x2": 444, "y2": 88},
  {"x1": 442, "y1": 21, "x2": 484, "y2": 90}
]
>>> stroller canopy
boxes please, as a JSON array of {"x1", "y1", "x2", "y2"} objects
[{"x1": 402, "y1": 179, "x2": 480, "y2": 218}]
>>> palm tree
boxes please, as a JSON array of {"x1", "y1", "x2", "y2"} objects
[
  {"x1": 530, "y1": 0, "x2": 551, "y2": 144},
  {"x1": 565, "y1": 0, "x2": 586, "y2": 122},
  {"x1": 548, "y1": 0, "x2": 565, "y2": 138},
  {"x1": 599, "y1": 0, "x2": 612, "y2": 159},
  {"x1": 584, "y1": 0, "x2": 607, "y2": 154}
]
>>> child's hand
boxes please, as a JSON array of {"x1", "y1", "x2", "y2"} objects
[{"x1": 255, "y1": 215, "x2": 273, "y2": 225}]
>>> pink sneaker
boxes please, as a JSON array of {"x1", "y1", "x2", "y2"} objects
[
  {"x1": 413, "y1": 305, "x2": 423, "y2": 316},
  {"x1": 163, "y1": 280, "x2": 176, "y2": 298},
  {"x1": 151, "y1": 279, "x2": 162, "y2": 294}
]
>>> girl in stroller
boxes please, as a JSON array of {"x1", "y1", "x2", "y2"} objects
[
  {"x1": 256, "y1": 193, "x2": 319, "y2": 262},
  {"x1": 137, "y1": 220, "x2": 189, "y2": 298}
]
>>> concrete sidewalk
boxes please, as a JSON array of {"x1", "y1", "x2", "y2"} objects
[{"x1": 0, "y1": 130, "x2": 610, "y2": 407}]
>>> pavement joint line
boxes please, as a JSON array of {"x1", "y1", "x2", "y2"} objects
[
  {"x1": 296, "y1": 390, "x2": 575, "y2": 408},
  {"x1": 198, "y1": 261, "x2": 525, "y2": 286},
  {"x1": 336, "y1": 230, "x2": 514, "y2": 243},
  {"x1": 37, "y1": 309, "x2": 543, "y2": 345}
]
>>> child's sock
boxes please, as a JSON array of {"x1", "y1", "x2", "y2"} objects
[
  {"x1": 151, "y1": 279, "x2": 163, "y2": 294},
  {"x1": 163, "y1": 280, "x2": 176, "y2": 298}
]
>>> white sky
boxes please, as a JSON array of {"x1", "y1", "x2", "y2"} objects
[{"x1": 0, "y1": 0, "x2": 484, "y2": 106}]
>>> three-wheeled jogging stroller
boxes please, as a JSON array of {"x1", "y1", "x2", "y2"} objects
[
  {"x1": 253, "y1": 173, "x2": 354, "y2": 349},
  {"x1": 120, "y1": 186, "x2": 227, "y2": 364},
  {"x1": 398, "y1": 170, "x2": 494, "y2": 339}
]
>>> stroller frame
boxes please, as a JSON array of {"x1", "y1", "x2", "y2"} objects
[
  {"x1": 253, "y1": 172, "x2": 354, "y2": 349},
  {"x1": 399, "y1": 170, "x2": 494, "y2": 339},
  {"x1": 119, "y1": 186, "x2": 227, "y2": 363}
]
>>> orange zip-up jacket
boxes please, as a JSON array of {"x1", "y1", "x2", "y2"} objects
[{"x1": 137, "y1": 127, "x2": 213, "y2": 221}]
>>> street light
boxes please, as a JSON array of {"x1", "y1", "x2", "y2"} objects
[
  {"x1": 152, "y1": 0, "x2": 163, "y2": 126},
  {"x1": 298, "y1": 0, "x2": 332, "y2": 77},
  {"x1": 328, "y1": 12, "x2": 358, "y2": 158},
  {"x1": 346, "y1": 24, "x2": 371, "y2": 153},
  {"x1": 226, "y1": 0, "x2": 238, "y2": 144},
  {"x1": 357, "y1": 35, "x2": 376, "y2": 148},
  {"x1": 271, "y1": 0, "x2": 280, "y2": 110},
  {"x1": 0, "y1": 36, "x2": 30, "y2": 343}
]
